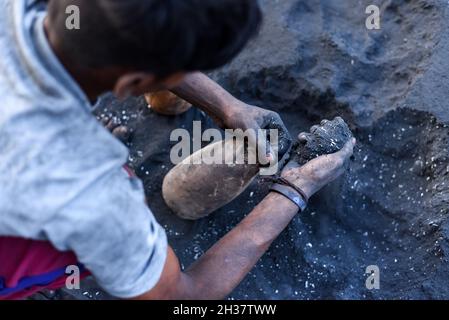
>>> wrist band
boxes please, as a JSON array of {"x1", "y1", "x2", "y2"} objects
[
  {"x1": 270, "y1": 183, "x2": 308, "y2": 212},
  {"x1": 276, "y1": 177, "x2": 309, "y2": 203}
]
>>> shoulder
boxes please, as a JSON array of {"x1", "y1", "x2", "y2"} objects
[{"x1": 0, "y1": 95, "x2": 129, "y2": 235}]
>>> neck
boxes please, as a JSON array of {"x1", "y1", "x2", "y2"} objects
[{"x1": 43, "y1": 18, "x2": 115, "y2": 103}]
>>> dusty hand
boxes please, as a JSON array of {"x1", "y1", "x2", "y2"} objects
[
  {"x1": 281, "y1": 137, "x2": 356, "y2": 199},
  {"x1": 223, "y1": 103, "x2": 292, "y2": 163}
]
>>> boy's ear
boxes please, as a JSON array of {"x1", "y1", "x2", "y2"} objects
[
  {"x1": 113, "y1": 72, "x2": 157, "y2": 100},
  {"x1": 113, "y1": 72, "x2": 186, "y2": 99},
  {"x1": 160, "y1": 72, "x2": 187, "y2": 89}
]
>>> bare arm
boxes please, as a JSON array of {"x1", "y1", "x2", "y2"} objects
[
  {"x1": 170, "y1": 72, "x2": 238, "y2": 127},
  {"x1": 171, "y1": 72, "x2": 292, "y2": 159},
  {"x1": 136, "y1": 192, "x2": 298, "y2": 300},
  {"x1": 133, "y1": 139, "x2": 356, "y2": 300}
]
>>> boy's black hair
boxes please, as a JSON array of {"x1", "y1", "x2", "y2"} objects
[{"x1": 48, "y1": 0, "x2": 262, "y2": 76}]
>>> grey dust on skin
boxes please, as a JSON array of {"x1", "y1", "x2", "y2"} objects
[{"x1": 292, "y1": 117, "x2": 354, "y2": 165}]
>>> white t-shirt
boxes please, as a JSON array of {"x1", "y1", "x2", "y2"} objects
[{"x1": 0, "y1": 0, "x2": 167, "y2": 298}]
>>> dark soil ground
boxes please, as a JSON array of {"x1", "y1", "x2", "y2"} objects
[
  {"x1": 82, "y1": 96, "x2": 449, "y2": 300},
  {"x1": 32, "y1": 0, "x2": 449, "y2": 300}
]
